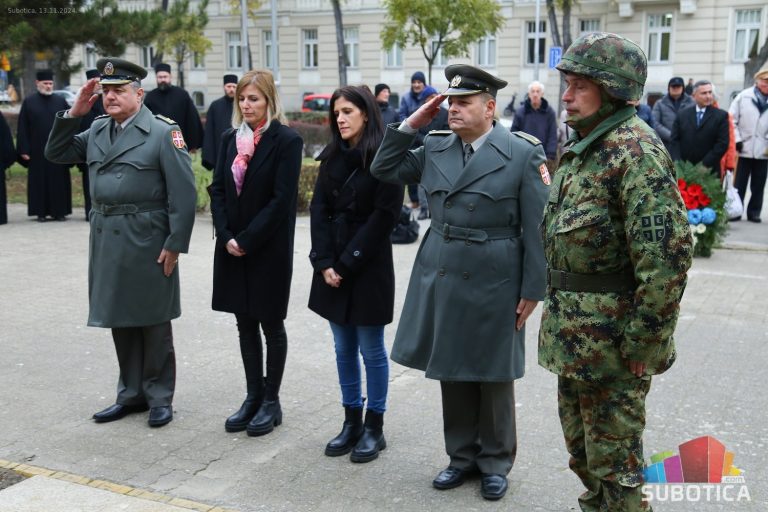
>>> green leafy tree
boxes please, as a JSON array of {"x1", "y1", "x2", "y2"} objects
[
  {"x1": 381, "y1": 0, "x2": 504, "y2": 83},
  {"x1": 156, "y1": 0, "x2": 212, "y2": 89}
]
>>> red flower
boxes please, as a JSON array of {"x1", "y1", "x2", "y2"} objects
[
  {"x1": 699, "y1": 193, "x2": 711, "y2": 207},
  {"x1": 677, "y1": 178, "x2": 687, "y2": 191},
  {"x1": 681, "y1": 190, "x2": 699, "y2": 210},
  {"x1": 687, "y1": 183, "x2": 703, "y2": 200}
]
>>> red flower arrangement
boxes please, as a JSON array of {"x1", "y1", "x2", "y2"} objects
[{"x1": 678, "y1": 179, "x2": 711, "y2": 210}]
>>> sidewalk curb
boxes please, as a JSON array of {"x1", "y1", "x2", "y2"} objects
[{"x1": 0, "y1": 459, "x2": 238, "y2": 512}]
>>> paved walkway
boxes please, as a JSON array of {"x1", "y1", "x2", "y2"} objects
[{"x1": 0, "y1": 203, "x2": 766, "y2": 511}]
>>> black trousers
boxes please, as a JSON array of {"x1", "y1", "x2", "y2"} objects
[
  {"x1": 112, "y1": 321, "x2": 175, "y2": 408},
  {"x1": 440, "y1": 380, "x2": 517, "y2": 475},
  {"x1": 735, "y1": 157, "x2": 767, "y2": 219},
  {"x1": 234, "y1": 315, "x2": 287, "y2": 401}
]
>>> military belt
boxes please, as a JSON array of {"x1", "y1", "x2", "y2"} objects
[
  {"x1": 547, "y1": 269, "x2": 636, "y2": 293},
  {"x1": 431, "y1": 222, "x2": 521, "y2": 243},
  {"x1": 91, "y1": 200, "x2": 167, "y2": 216}
]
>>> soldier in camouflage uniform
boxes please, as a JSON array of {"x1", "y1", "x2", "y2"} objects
[{"x1": 538, "y1": 33, "x2": 693, "y2": 511}]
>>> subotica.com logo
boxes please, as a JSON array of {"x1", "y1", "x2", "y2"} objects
[{"x1": 642, "y1": 435, "x2": 751, "y2": 503}]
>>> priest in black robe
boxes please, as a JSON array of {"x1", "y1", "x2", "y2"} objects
[
  {"x1": 75, "y1": 68, "x2": 106, "y2": 220},
  {"x1": 17, "y1": 70, "x2": 72, "y2": 221},
  {"x1": 0, "y1": 111, "x2": 15, "y2": 225},
  {"x1": 201, "y1": 74, "x2": 237, "y2": 170},
  {"x1": 143, "y1": 63, "x2": 203, "y2": 151}
]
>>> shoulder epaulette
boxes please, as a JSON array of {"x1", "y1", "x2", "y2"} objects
[
  {"x1": 155, "y1": 114, "x2": 177, "y2": 125},
  {"x1": 427, "y1": 130, "x2": 452, "y2": 136},
  {"x1": 511, "y1": 131, "x2": 542, "y2": 146},
  {"x1": 94, "y1": 114, "x2": 110, "y2": 120}
]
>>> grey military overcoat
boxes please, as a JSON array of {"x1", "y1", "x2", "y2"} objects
[
  {"x1": 45, "y1": 105, "x2": 197, "y2": 328},
  {"x1": 370, "y1": 122, "x2": 549, "y2": 381}
]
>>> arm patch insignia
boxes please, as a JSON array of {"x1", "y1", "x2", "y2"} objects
[{"x1": 641, "y1": 214, "x2": 666, "y2": 242}]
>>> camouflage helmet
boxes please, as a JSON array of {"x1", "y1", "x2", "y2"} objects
[{"x1": 556, "y1": 32, "x2": 647, "y2": 101}]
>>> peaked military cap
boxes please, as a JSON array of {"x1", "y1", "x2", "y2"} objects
[
  {"x1": 443, "y1": 64, "x2": 507, "y2": 97},
  {"x1": 97, "y1": 58, "x2": 147, "y2": 85}
]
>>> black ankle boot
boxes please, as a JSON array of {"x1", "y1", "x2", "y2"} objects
[
  {"x1": 225, "y1": 396, "x2": 262, "y2": 432},
  {"x1": 325, "y1": 406, "x2": 364, "y2": 457},
  {"x1": 246, "y1": 399, "x2": 282, "y2": 436},
  {"x1": 350, "y1": 410, "x2": 386, "y2": 463}
]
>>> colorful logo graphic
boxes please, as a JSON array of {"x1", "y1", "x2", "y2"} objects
[{"x1": 644, "y1": 435, "x2": 743, "y2": 484}]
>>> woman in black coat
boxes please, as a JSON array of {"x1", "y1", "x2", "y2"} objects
[
  {"x1": 309, "y1": 86, "x2": 403, "y2": 463},
  {"x1": 209, "y1": 69, "x2": 303, "y2": 436}
]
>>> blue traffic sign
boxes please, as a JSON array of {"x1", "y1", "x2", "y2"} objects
[{"x1": 549, "y1": 46, "x2": 562, "y2": 69}]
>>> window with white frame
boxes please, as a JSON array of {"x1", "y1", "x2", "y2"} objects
[
  {"x1": 192, "y1": 91, "x2": 205, "y2": 109},
  {"x1": 303, "y1": 28, "x2": 319, "y2": 69},
  {"x1": 193, "y1": 52, "x2": 204, "y2": 69},
  {"x1": 431, "y1": 37, "x2": 448, "y2": 67},
  {"x1": 526, "y1": 21, "x2": 546, "y2": 65},
  {"x1": 227, "y1": 31, "x2": 243, "y2": 69},
  {"x1": 476, "y1": 35, "x2": 496, "y2": 67},
  {"x1": 385, "y1": 44, "x2": 402, "y2": 68},
  {"x1": 579, "y1": 19, "x2": 600, "y2": 35},
  {"x1": 647, "y1": 13, "x2": 673, "y2": 63},
  {"x1": 140, "y1": 45, "x2": 155, "y2": 68},
  {"x1": 733, "y1": 9, "x2": 762, "y2": 61},
  {"x1": 344, "y1": 27, "x2": 359, "y2": 68},
  {"x1": 263, "y1": 30, "x2": 274, "y2": 68},
  {"x1": 84, "y1": 43, "x2": 97, "y2": 69}
]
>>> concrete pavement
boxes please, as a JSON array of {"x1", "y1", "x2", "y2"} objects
[{"x1": 0, "y1": 202, "x2": 766, "y2": 511}]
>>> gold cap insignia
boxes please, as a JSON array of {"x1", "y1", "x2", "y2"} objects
[
  {"x1": 450, "y1": 75, "x2": 462, "y2": 87},
  {"x1": 104, "y1": 62, "x2": 114, "y2": 75}
]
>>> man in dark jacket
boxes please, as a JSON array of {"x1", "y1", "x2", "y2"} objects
[
  {"x1": 16, "y1": 70, "x2": 72, "y2": 221},
  {"x1": 511, "y1": 81, "x2": 558, "y2": 164},
  {"x1": 652, "y1": 76, "x2": 694, "y2": 158},
  {"x1": 202, "y1": 74, "x2": 237, "y2": 170},
  {"x1": 374, "y1": 83, "x2": 398, "y2": 127},
  {"x1": 399, "y1": 71, "x2": 428, "y2": 208},
  {"x1": 672, "y1": 80, "x2": 729, "y2": 177},
  {"x1": 144, "y1": 63, "x2": 203, "y2": 151},
  {"x1": 0, "y1": 111, "x2": 14, "y2": 225}
]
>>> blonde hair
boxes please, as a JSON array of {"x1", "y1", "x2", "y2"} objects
[{"x1": 231, "y1": 69, "x2": 288, "y2": 130}]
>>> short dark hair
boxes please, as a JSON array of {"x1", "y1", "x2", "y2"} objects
[
  {"x1": 692, "y1": 80, "x2": 712, "y2": 94},
  {"x1": 321, "y1": 86, "x2": 383, "y2": 170}
]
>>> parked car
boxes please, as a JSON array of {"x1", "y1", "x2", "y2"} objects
[
  {"x1": 52, "y1": 89, "x2": 76, "y2": 106},
  {"x1": 301, "y1": 93, "x2": 332, "y2": 112}
]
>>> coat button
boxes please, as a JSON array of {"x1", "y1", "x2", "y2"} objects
[
  {"x1": 443, "y1": 233, "x2": 450, "y2": 242},
  {"x1": 465, "y1": 239, "x2": 472, "y2": 246},
  {"x1": 116, "y1": 172, "x2": 123, "y2": 179},
  {"x1": 462, "y1": 272, "x2": 470, "y2": 280},
  {"x1": 310, "y1": 251, "x2": 317, "y2": 258},
  {"x1": 353, "y1": 250, "x2": 361, "y2": 257},
  {"x1": 113, "y1": 229, "x2": 120, "y2": 235},
  {"x1": 467, "y1": 203, "x2": 475, "y2": 211},
  {"x1": 438, "y1": 268, "x2": 446, "y2": 277},
  {"x1": 96, "y1": 228, "x2": 102, "y2": 233},
  {"x1": 97, "y1": 170, "x2": 105, "y2": 174},
  {"x1": 445, "y1": 201, "x2": 452, "y2": 209}
]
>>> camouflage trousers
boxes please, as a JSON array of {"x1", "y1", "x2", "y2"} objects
[{"x1": 558, "y1": 376, "x2": 652, "y2": 512}]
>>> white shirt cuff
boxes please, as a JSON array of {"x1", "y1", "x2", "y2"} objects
[{"x1": 398, "y1": 121, "x2": 418, "y2": 134}]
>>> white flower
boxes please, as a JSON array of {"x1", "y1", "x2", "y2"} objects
[{"x1": 696, "y1": 224, "x2": 707, "y2": 234}]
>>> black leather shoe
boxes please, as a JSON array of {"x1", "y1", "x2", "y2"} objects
[
  {"x1": 92, "y1": 403, "x2": 148, "y2": 423},
  {"x1": 246, "y1": 399, "x2": 282, "y2": 436},
  {"x1": 432, "y1": 466, "x2": 467, "y2": 490},
  {"x1": 148, "y1": 406, "x2": 173, "y2": 427},
  {"x1": 747, "y1": 217, "x2": 762, "y2": 223},
  {"x1": 480, "y1": 473, "x2": 508, "y2": 500},
  {"x1": 225, "y1": 396, "x2": 262, "y2": 433}
]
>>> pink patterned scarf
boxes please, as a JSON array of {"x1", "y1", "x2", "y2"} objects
[{"x1": 231, "y1": 119, "x2": 267, "y2": 196}]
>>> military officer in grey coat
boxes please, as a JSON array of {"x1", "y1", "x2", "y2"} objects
[
  {"x1": 45, "y1": 58, "x2": 197, "y2": 428},
  {"x1": 370, "y1": 65, "x2": 549, "y2": 500}
]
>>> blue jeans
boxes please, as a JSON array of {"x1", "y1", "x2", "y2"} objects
[{"x1": 329, "y1": 322, "x2": 389, "y2": 414}]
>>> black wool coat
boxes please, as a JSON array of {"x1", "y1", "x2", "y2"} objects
[
  {"x1": 308, "y1": 143, "x2": 403, "y2": 326},
  {"x1": 210, "y1": 120, "x2": 303, "y2": 321},
  {"x1": 672, "y1": 105, "x2": 729, "y2": 176}
]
